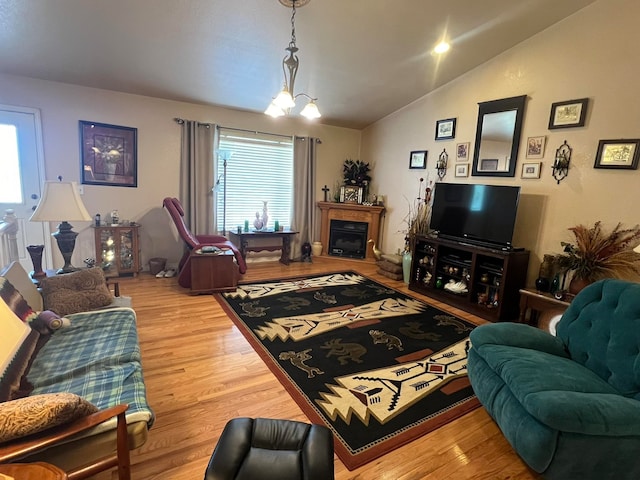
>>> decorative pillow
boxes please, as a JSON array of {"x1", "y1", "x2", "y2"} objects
[
  {"x1": 0, "y1": 393, "x2": 98, "y2": 443},
  {"x1": 0, "y1": 298, "x2": 40, "y2": 402},
  {"x1": 0, "y1": 277, "x2": 38, "y2": 324},
  {"x1": 39, "y1": 268, "x2": 113, "y2": 316},
  {"x1": 28, "y1": 310, "x2": 71, "y2": 335}
]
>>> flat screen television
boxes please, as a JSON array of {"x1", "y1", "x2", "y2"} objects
[{"x1": 429, "y1": 183, "x2": 520, "y2": 249}]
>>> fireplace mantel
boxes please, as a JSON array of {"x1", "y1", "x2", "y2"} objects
[{"x1": 317, "y1": 202, "x2": 385, "y2": 262}]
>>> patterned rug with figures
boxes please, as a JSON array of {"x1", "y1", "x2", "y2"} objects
[{"x1": 215, "y1": 271, "x2": 480, "y2": 470}]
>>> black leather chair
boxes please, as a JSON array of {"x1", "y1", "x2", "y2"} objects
[{"x1": 204, "y1": 418, "x2": 334, "y2": 480}]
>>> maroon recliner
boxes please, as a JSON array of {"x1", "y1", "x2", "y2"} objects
[{"x1": 162, "y1": 197, "x2": 247, "y2": 288}]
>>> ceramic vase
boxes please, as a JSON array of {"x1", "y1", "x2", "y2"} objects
[
  {"x1": 311, "y1": 241, "x2": 323, "y2": 256},
  {"x1": 402, "y1": 249, "x2": 412, "y2": 284},
  {"x1": 261, "y1": 201, "x2": 269, "y2": 229}
]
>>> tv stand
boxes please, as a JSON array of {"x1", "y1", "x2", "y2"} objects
[{"x1": 409, "y1": 235, "x2": 529, "y2": 322}]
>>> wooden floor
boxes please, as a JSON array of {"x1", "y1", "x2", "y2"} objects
[{"x1": 109, "y1": 257, "x2": 540, "y2": 479}]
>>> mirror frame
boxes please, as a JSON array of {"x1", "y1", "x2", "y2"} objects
[{"x1": 471, "y1": 95, "x2": 527, "y2": 177}]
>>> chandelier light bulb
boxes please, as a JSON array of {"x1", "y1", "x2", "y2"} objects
[
  {"x1": 433, "y1": 41, "x2": 450, "y2": 54},
  {"x1": 265, "y1": 101, "x2": 286, "y2": 118},
  {"x1": 300, "y1": 100, "x2": 321, "y2": 119},
  {"x1": 273, "y1": 88, "x2": 296, "y2": 109}
]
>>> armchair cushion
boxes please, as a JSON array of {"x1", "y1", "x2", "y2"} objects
[
  {"x1": 39, "y1": 268, "x2": 113, "y2": 316},
  {"x1": 0, "y1": 393, "x2": 97, "y2": 443}
]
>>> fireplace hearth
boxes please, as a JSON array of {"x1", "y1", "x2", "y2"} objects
[{"x1": 329, "y1": 220, "x2": 368, "y2": 259}]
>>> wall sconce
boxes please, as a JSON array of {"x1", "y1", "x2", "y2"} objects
[
  {"x1": 436, "y1": 149, "x2": 448, "y2": 180},
  {"x1": 552, "y1": 140, "x2": 572, "y2": 184}
]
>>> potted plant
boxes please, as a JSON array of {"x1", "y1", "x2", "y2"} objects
[{"x1": 555, "y1": 221, "x2": 640, "y2": 294}]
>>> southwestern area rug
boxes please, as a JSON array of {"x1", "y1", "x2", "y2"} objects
[{"x1": 215, "y1": 271, "x2": 480, "y2": 470}]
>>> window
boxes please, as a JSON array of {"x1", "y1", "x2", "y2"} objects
[{"x1": 216, "y1": 128, "x2": 293, "y2": 233}]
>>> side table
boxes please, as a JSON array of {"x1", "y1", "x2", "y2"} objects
[
  {"x1": 519, "y1": 288, "x2": 571, "y2": 327},
  {"x1": 0, "y1": 462, "x2": 67, "y2": 479},
  {"x1": 190, "y1": 249, "x2": 239, "y2": 294}
]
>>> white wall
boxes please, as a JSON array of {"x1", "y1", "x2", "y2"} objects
[
  {"x1": 0, "y1": 74, "x2": 361, "y2": 270},
  {"x1": 361, "y1": 0, "x2": 640, "y2": 286}
]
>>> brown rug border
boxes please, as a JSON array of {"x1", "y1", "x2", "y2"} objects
[{"x1": 215, "y1": 270, "x2": 480, "y2": 470}]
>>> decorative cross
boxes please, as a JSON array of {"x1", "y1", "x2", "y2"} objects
[{"x1": 322, "y1": 185, "x2": 330, "y2": 202}]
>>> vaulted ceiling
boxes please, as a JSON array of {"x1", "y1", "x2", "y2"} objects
[{"x1": 0, "y1": 0, "x2": 596, "y2": 129}]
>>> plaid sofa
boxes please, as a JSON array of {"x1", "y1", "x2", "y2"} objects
[{"x1": 0, "y1": 262, "x2": 153, "y2": 471}]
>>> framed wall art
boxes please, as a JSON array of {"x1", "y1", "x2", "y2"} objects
[
  {"x1": 80, "y1": 120, "x2": 138, "y2": 187},
  {"x1": 548, "y1": 98, "x2": 589, "y2": 129},
  {"x1": 526, "y1": 136, "x2": 546, "y2": 159},
  {"x1": 455, "y1": 164, "x2": 469, "y2": 177},
  {"x1": 594, "y1": 139, "x2": 640, "y2": 170},
  {"x1": 435, "y1": 118, "x2": 456, "y2": 140},
  {"x1": 409, "y1": 150, "x2": 427, "y2": 169},
  {"x1": 521, "y1": 162, "x2": 541, "y2": 179},
  {"x1": 456, "y1": 142, "x2": 470, "y2": 161}
]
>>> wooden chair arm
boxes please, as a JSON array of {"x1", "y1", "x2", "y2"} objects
[{"x1": 0, "y1": 404, "x2": 131, "y2": 480}]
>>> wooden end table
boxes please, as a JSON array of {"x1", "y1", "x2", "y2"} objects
[
  {"x1": 227, "y1": 230, "x2": 298, "y2": 265},
  {"x1": 519, "y1": 288, "x2": 571, "y2": 326},
  {"x1": 190, "y1": 249, "x2": 239, "y2": 294},
  {"x1": 0, "y1": 462, "x2": 67, "y2": 479}
]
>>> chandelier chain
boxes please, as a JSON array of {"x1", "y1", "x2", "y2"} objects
[{"x1": 290, "y1": 1, "x2": 297, "y2": 46}]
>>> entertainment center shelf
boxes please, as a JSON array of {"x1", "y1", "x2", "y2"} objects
[{"x1": 409, "y1": 235, "x2": 529, "y2": 322}]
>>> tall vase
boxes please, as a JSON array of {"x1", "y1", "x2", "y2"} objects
[
  {"x1": 27, "y1": 244, "x2": 46, "y2": 280},
  {"x1": 402, "y1": 249, "x2": 412, "y2": 284},
  {"x1": 261, "y1": 201, "x2": 269, "y2": 230}
]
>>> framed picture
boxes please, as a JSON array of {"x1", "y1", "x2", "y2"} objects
[
  {"x1": 455, "y1": 164, "x2": 469, "y2": 177},
  {"x1": 435, "y1": 118, "x2": 456, "y2": 140},
  {"x1": 521, "y1": 162, "x2": 541, "y2": 179},
  {"x1": 340, "y1": 185, "x2": 363, "y2": 204},
  {"x1": 409, "y1": 150, "x2": 427, "y2": 169},
  {"x1": 479, "y1": 158, "x2": 499, "y2": 171},
  {"x1": 456, "y1": 142, "x2": 470, "y2": 161},
  {"x1": 594, "y1": 139, "x2": 640, "y2": 170},
  {"x1": 526, "y1": 136, "x2": 546, "y2": 159},
  {"x1": 80, "y1": 121, "x2": 137, "y2": 187},
  {"x1": 548, "y1": 98, "x2": 589, "y2": 129}
]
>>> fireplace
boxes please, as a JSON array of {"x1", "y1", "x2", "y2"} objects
[
  {"x1": 317, "y1": 202, "x2": 385, "y2": 262},
  {"x1": 329, "y1": 220, "x2": 368, "y2": 259}
]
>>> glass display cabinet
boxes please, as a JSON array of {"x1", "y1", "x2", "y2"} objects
[{"x1": 93, "y1": 224, "x2": 141, "y2": 276}]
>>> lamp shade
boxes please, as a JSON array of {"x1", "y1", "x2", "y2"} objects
[{"x1": 30, "y1": 181, "x2": 92, "y2": 222}]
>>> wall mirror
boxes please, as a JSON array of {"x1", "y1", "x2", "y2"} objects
[{"x1": 472, "y1": 95, "x2": 527, "y2": 177}]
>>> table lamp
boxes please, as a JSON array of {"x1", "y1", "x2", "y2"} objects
[{"x1": 29, "y1": 178, "x2": 92, "y2": 274}]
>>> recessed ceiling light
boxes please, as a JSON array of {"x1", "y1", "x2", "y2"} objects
[{"x1": 433, "y1": 41, "x2": 450, "y2": 54}]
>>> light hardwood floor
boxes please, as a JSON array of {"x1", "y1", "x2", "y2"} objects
[{"x1": 114, "y1": 257, "x2": 540, "y2": 479}]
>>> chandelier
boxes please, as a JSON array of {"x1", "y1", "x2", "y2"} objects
[{"x1": 265, "y1": 0, "x2": 321, "y2": 119}]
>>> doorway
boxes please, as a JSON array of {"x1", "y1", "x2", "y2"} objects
[{"x1": 0, "y1": 105, "x2": 49, "y2": 272}]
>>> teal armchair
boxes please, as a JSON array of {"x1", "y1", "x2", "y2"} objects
[{"x1": 468, "y1": 279, "x2": 640, "y2": 479}]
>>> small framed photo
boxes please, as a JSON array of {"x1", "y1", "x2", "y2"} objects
[
  {"x1": 455, "y1": 164, "x2": 469, "y2": 177},
  {"x1": 409, "y1": 150, "x2": 427, "y2": 169},
  {"x1": 80, "y1": 121, "x2": 137, "y2": 187},
  {"x1": 526, "y1": 136, "x2": 546, "y2": 159},
  {"x1": 456, "y1": 142, "x2": 470, "y2": 161},
  {"x1": 521, "y1": 162, "x2": 541, "y2": 179},
  {"x1": 548, "y1": 98, "x2": 589, "y2": 129},
  {"x1": 435, "y1": 118, "x2": 456, "y2": 140},
  {"x1": 479, "y1": 158, "x2": 499, "y2": 171},
  {"x1": 594, "y1": 139, "x2": 640, "y2": 170}
]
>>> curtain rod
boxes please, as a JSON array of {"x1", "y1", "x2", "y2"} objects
[
  {"x1": 173, "y1": 117, "x2": 212, "y2": 128},
  {"x1": 174, "y1": 119, "x2": 321, "y2": 142}
]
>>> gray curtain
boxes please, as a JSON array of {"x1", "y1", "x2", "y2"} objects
[
  {"x1": 178, "y1": 120, "x2": 216, "y2": 234},
  {"x1": 290, "y1": 136, "x2": 319, "y2": 260}
]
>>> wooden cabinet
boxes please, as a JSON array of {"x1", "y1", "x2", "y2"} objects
[
  {"x1": 190, "y1": 250, "x2": 238, "y2": 294},
  {"x1": 93, "y1": 224, "x2": 141, "y2": 276},
  {"x1": 409, "y1": 235, "x2": 529, "y2": 322}
]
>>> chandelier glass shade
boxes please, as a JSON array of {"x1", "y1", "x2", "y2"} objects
[{"x1": 265, "y1": 0, "x2": 321, "y2": 120}]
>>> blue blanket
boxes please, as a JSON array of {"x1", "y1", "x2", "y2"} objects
[{"x1": 27, "y1": 307, "x2": 154, "y2": 426}]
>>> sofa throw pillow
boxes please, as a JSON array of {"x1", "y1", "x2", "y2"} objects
[
  {"x1": 39, "y1": 268, "x2": 113, "y2": 316},
  {"x1": 0, "y1": 392, "x2": 98, "y2": 443},
  {"x1": 0, "y1": 277, "x2": 38, "y2": 324},
  {"x1": 0, "y1": 298, "x2": 40, "y2": 402}
]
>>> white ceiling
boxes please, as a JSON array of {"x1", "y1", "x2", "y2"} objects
[{"x1": 0, "y1": 0, "x2": 596, "y2": 129}]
